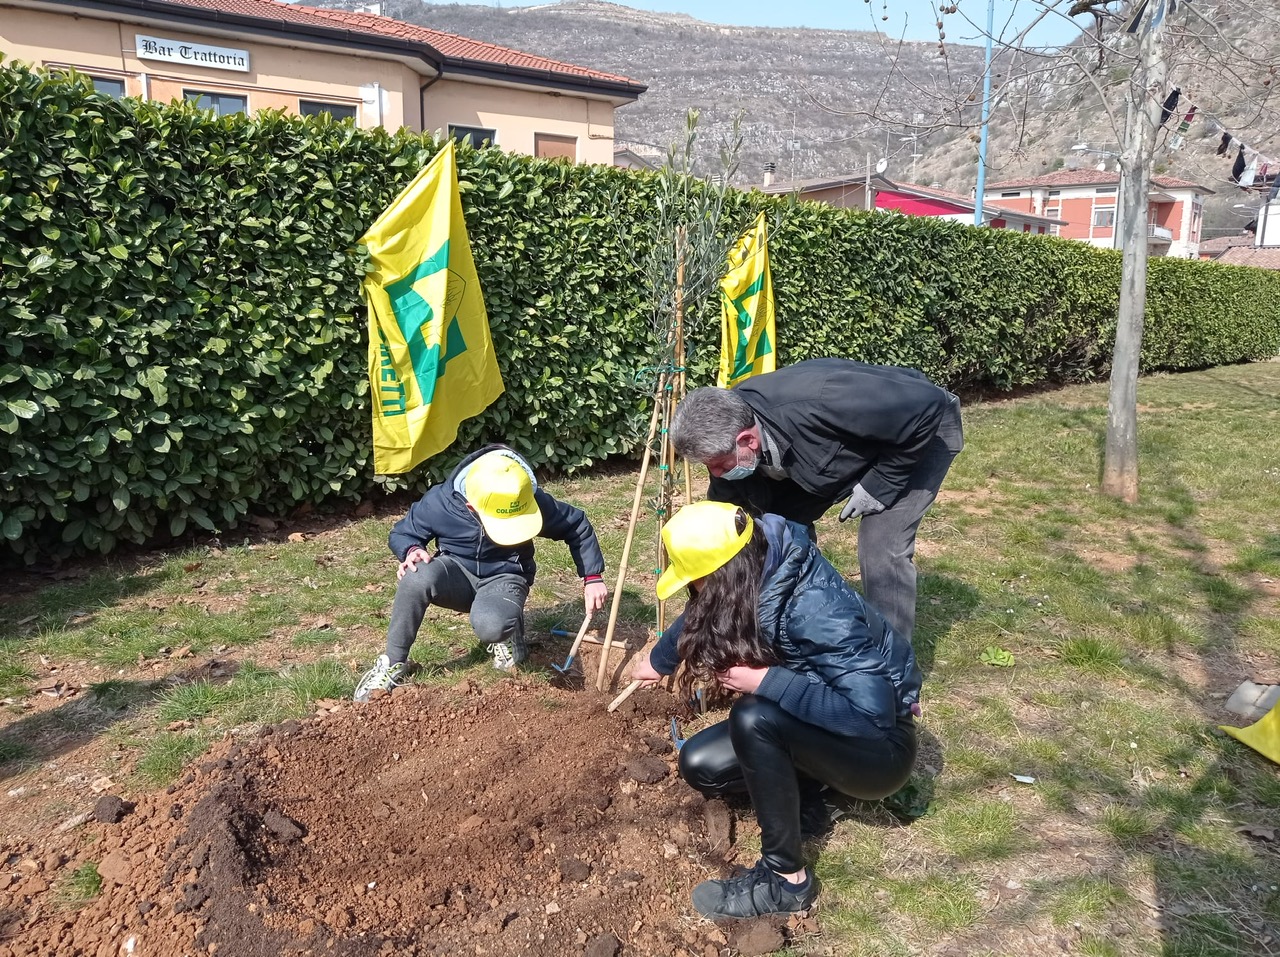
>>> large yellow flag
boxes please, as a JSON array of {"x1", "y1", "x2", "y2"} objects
[
  {"x1": 361, "y1": 140, "x2": 504, "y2": 474},
  {"x1": 717, "y1": 211, "x2": 776, "y2": 389}
]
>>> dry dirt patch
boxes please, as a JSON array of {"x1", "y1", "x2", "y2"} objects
[{"x1": 2, "y1": 680, "x2": 803, "y2": 957}]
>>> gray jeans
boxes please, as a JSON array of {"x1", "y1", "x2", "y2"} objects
[
  {"x1": 857, "y1": 394, "x2": 964, "y2": 644},
  {"x1": 384, "y1": 554, "x2": 529, "y2": 663}
]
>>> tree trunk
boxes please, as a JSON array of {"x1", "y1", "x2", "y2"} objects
[{"x1": 1101, "y1": 4, "x2": 1167, "y2": 503}]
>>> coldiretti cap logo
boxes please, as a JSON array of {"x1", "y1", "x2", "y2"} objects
[{"x1": 465, "y1": 453, "x2": 543, "y2": 546}]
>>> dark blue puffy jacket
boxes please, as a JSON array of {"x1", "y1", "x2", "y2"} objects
[
  {"x1": 651, "y1": 514, "x2": 921, "y2": 738},
  {"x1": 387, "y1": 445, "x2": 605, "y2": 585}
]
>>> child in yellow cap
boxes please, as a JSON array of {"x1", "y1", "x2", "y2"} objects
[
  {"x1": 629, "y1": 500, "x2": 922, "y2": 920},
  {"x1": 354, "y1": 445, "x2": 607, "y2": 700}
]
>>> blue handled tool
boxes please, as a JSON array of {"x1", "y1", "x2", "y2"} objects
[
  {"x1": 670, "y1": 717, "x2": 686, "y2": 752},
  {"x1": 551, "y1": 614, "x2": 593, "y2": 675}
]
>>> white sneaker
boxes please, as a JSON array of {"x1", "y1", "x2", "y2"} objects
[
  {"x1": 353, "y1": 654, "x2": 408, "y2": 702},
  {"x1": 490, "y1": 633, "x2": 530, "y2": 671}
]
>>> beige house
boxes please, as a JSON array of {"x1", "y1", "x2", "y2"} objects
[{"x1": 1, "y1": 0, "x2": 646, "y2": 165}]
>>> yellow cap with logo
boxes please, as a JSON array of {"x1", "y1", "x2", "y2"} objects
[
  {"x1": 464, "y1": 452, "x2": 543, "y2": 546},
  {"x1": 656, "y1": 501, "x2": 753, "y2": 600}
]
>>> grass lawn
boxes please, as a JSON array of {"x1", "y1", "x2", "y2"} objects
[{"x1": 3, "y1": 361, "x2": 1279, "y2": 954}]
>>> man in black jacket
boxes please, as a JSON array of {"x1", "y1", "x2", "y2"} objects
[
  {"x1": 670, "y1": 358, "x2": 962, "y2": 644},
  {"x1": 354, "y1": 445, "x2": 608, "y2": 701}
]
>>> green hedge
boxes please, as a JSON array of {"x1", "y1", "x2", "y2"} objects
[{"x1": 3, "y1": 63, "x2": 1279, "y2": 562}]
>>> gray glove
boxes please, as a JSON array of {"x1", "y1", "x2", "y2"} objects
[{"x1": 838, "y1": 484, "x2": 886, "y2": 522}]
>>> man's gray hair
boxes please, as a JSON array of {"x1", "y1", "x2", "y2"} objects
[{"x1": 670, "y1": 387, "x2": 754, "y2": 461}]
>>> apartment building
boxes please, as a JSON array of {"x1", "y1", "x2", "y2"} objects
[
  {"x1": 758, "y1": 172, "x2": 1064, "y2": 234},
  {"x1": 983, "y1": 169, "x2": 1212, "y2": 258}
]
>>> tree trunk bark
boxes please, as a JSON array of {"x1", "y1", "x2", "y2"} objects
[{"x1": 1101, "y1": 4, "x2": 1167, "y2": 503}]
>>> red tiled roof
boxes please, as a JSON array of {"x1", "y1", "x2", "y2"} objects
[
  {"x1": 1198, "y1": 232, "x2": 1257, "y2": 255},
  {"x1": 1216, "y1": 245, "x2": 1280, "y2": 269},
  {"x1": 986, "y1": 168, "x2": 1212, "y2": 193},
  {"x1": 140, "y1": 0, "x2": 643, "y2": 88}
]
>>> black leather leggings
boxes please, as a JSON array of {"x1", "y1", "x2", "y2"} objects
[{"x1": 678, "y1": 695, "x2": 917, "y2": 873}]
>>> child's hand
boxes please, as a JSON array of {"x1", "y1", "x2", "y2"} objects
[
  {"x1": 715, "y1": 665, "x2": 768, "y2": 695},
  {"x1": 397, "y1": 546, "x2": 431, "y2": 580},
  {"x1": 583, "y1": 580, "x2": 608, "y2": 614}
]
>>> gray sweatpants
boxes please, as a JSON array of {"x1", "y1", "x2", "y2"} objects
[
  {"x1": 383, "y1": 554, "x2": 529, "y2": 663},
  {"x1": 857, "y1": 393, "x2": 964, "y2": 644}
]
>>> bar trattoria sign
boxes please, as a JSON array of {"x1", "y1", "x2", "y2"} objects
[{"x1": 135, "y1": 34, "x2": 251, "y2": 72}]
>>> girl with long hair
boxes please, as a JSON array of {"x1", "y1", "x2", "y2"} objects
[{"x1": 629, "y1": 501, "x2": 922, "y2": 920}]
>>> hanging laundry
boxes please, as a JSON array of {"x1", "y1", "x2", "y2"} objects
[
  {"x1": 1240, "y1": 154, "x2": 1259, "y2": 189},
  {"x1": 1168, "y1": 106, "x2": 1197, "y2": 150},
  {"x1": 1231, "y1": 147, "x2": 1247, "y2": 183},
  {"x1": 1124, "y1": 0, "x2": 1150, "y2": 33},
  {"x1": 1217, "y1": 132, "x2": 1233, "y2": 155},
  {"x1": 1159, "y1": 87, "x2": 1181, "y2": 126}
]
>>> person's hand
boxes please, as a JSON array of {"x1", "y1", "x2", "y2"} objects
[
  {"x1": 397, "y1": 546, "x2": 431, "y2": 580},
  {"x1": 715, "y1": 665, "x2": 769, "y2": 695},
  {"x1": 584, "y1": 579, "x2": 609, "y2": 614},
  {"x1": 630, "y1": 651, "x2": 664, "y2": 687},
  {"x1": 838, "y1": 484, "x2": 886, "y2": 523}
]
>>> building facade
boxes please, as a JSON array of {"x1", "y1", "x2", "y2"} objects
[
  {"x1": 1, "y1": 0, "x2": 646, "y2": 165},
  {"x1": 759, "y1": 173, "x2": 1063, "y2": 233},
  {"x1": 874, "y1": 181, "x2": 1063, "y2": 234},
  {"x1": 983, "y1": 169, "x2": 1212, "y2": 258}
]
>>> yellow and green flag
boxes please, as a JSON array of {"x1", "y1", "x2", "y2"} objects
[
  {"x1": 361, "y1": 140, "x2": 504, "y2": 474},
  {"x1": 717, "y1": 211, "x2": 776, "y2": 389}
]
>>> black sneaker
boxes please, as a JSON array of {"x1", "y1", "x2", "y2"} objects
[{"x1": 691, "y1": 860, "x2": 817, "y2": 919}]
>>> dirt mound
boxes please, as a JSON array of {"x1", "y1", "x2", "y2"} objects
[{"x1": 2, "y1": 679, "x2": 802, "y2": 957}]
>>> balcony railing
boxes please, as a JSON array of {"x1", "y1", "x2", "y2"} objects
[{"x1": 1147, "y1": 223, "x2": 1173, "y2": 242}]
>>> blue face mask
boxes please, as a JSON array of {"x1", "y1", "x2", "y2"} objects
[{"x1": 720, "y1": 453, "x2": 758, "y2": 481}]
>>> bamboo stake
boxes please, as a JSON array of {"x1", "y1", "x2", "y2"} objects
[
  {"x1": 596, "y1": 380, "x2": 664, "y2": 691},
  {"x1": 607, "y1": 679, "x2": 643, "y2": 713},
  {"x1": 674, "y1": 227, "x2": 691, "y2": 505},
  {"x1": 656, "y1": 377, "x2": 672, "y2": 640},
  {"x1": 657, "y1": 230, "x2": 687, "y2": 640}
]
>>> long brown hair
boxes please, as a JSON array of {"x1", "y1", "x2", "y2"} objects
[{"x1": 675, "y1": 509, "x2": 778, "y2": 703}]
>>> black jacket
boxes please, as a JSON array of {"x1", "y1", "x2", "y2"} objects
[
  {"x1": 651, "y1": 515, "x2": 922, "y2": 738},
  {"x1": 708, "y1": 358, "x2": 956, "y2": 525},
  {"x1": 387, "y1": 445, "x2": 605, "y2": 585}
]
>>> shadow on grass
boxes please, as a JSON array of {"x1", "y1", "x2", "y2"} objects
[
  {"x1": 914, "y1": 573, "x2": 983, "y2": 677},
  {"x1": 1021, "y1": 495, "x2": 1279, "y2": 953},
  {"x1": 0, "y1": 564, "x2": 179, "y2": 642},
  {"x1": 0, "y1": 662, "x2": 240, "y2": 783}
]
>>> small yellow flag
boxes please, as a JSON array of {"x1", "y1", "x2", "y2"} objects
[
  {"x1": 717, "y1": 211, "x2": 776, "y2": 389},
  {"x1": 1220, "y1": 701, "x2": 1280, "y2": 766},
  {"x1": 361, "y1": 141, "x2": 504, "y2": 474}
]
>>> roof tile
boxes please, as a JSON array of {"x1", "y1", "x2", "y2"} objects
[
  {"x1": 986, "y1": 168, "x2": 1211, "y2": 193},
  {"x1": 158, "y1": 0, "x2": 641, "y2": 86},
  {"x1": 1216, "y1": 246, "x2": 1280, "y2": 269}
]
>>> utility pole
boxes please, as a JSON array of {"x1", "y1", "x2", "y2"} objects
[
  {"x1": 787, "y1": 112, "x2": 799, "y2": 183},
  {"x1": 972, "y1": 0, "x2": 996, "y2": 226},
  {"x1": 1102, "y1": 1, "x2": 1169, "y2": 502}
]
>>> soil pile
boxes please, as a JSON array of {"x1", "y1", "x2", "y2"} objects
[{"x1": 3, "y1": 679, "x2": 785, "y2": 957}]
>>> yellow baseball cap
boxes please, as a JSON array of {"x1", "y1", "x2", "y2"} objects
[
  {"x1": 656, "y1": 501, "x2": 753, "y2": 600},
  {"x1": 464, "y1": 452, "x2": 543, "y2": 546}
]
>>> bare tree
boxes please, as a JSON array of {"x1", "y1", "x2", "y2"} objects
[{"x1": 810, "y1": 0, "x2": 1280, "y2": 500}]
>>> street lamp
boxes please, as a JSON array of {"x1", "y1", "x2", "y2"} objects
[{"x1": 898, "y1": 135, "x2": 923, "y2": 182}]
